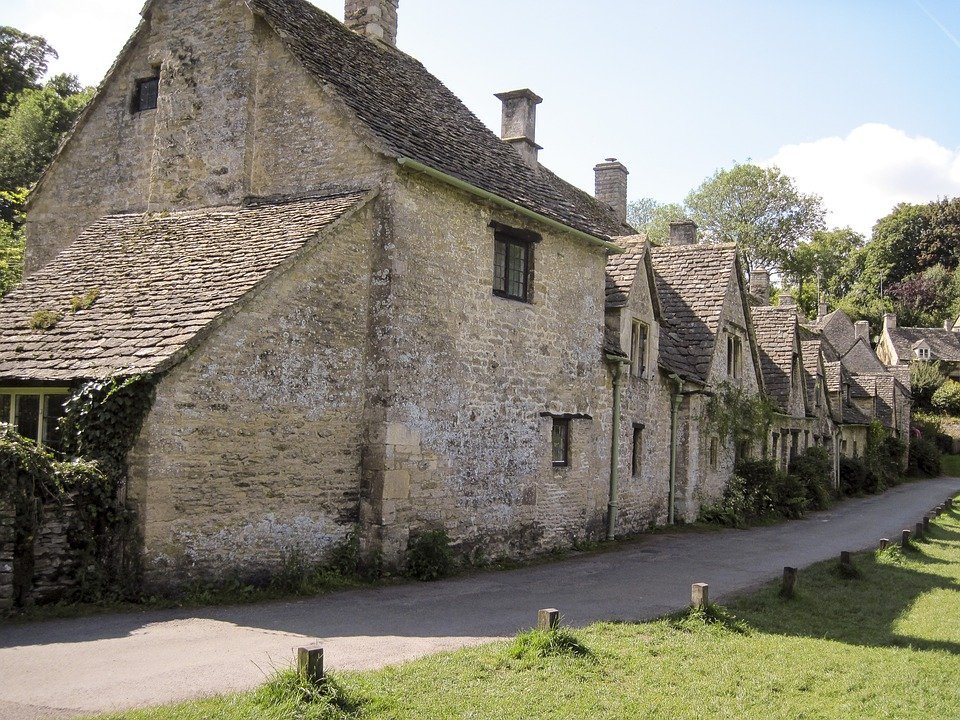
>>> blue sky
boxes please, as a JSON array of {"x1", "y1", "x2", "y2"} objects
[{"x1": 3, "y1": 0, "x2": 959, "y2": 234}]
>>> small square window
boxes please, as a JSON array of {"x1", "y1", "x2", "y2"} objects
[
  {"x1": 492, "y1": 226, "x2": 536, "y2": 302},
  {"x1": 630, "y1": 320, "x2": 648, "y2": 378},
  {"x1": 134, "y1": 75, "x2": 159, "y2": 113},
  {"x1": 551, "y1": 418, "x2": 569, "y2": 467}
]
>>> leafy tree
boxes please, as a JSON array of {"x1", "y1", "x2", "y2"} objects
[
  {"x1": 781, "y1": 227, "x2": 865, "y2": 317},
  {"x1": 0, "y1": 189, "x2": 25, "y2": 297},
  {"x1": 684, "y1": 163, "x2": 825, "y2": 274},
  {"x1": 0, "y1": 27, "x2": 57, "y2": 112},
  {"x1": 0, "y1": 78, "x2": 93, "y2": 189},
  {"x1": 931, "y1": 380, "x2": 960, "y2": 417},
  {"x1": 626, "y1": 198, "x2": 687, "y2": 245},
  {"x1": 887, "y1": 265, "x2": 959, "y2": 327},
  {"x1": 911, "y1": 360, "x2": 946, "y2": 410}
]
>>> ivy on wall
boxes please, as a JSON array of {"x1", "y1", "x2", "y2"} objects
[{"x1": 703, "y1": 381, "x2": 776, "y2": 449}]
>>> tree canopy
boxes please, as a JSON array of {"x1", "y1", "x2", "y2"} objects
[{"x1": 0, "y1": 26, "x2": 57, "y2": 112}]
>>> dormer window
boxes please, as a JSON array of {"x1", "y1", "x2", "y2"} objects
[
  {"x1": 916, "y1": 347, "x2": 931, "y2": 360},
  {"x1": 726, "y1": 333, "x2": 742, "y2": 379},
  {"x1": 133, "y1": 73, "x2": 160, "y2": 113}
]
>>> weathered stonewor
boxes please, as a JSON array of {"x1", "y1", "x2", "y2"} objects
[
  {"x1": 29, "y1": 501, "x2": 83, "y2": 605},
  {"x1": 0, "y1": 501, "x2": 14, "y2": 611}
]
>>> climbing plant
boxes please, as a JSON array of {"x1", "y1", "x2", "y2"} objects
[{"x1": 703, "y1": 382, "x2": 776, "y2": 448}]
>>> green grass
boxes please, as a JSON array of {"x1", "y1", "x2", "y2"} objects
[
  {"x1": 88, "y1": 500, "x2": 960, "y2": 720},
  {"x1": 941, "y1": 453, "x2": 960, "y2": 477}
]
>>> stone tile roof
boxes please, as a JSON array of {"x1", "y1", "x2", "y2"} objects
[
  {"x1": 604, "y1": 235, "x2": 647, "y2": 307},
  {"x1": 801, "y1": 339, "x2": 825, "y2": 401},
  {"x1": 752, "y1": 306, "x2": 798, "y2": 412},
  {"x1": 650, "y1": 243, "x2": 738, "y2": 383},
  {"x1": 840, "y1": 338, "x2": 888, "y2": 374},
  {"x1": 248, "y1": 0, "x2": 631, "y2": 241},
  {"x1": 887, "y1": 326, "x2": 960, "y2": 363},
  {"x1": 863, "y1": 373, "x2": 896, "y2": 429},
  {"x1": 0, "y1": 191, "x2": 371, "y2": 382},
  {"x1": 824, "y1": 361, "x2": 871, "y2": 425}
]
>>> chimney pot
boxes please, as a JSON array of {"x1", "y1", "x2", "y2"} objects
[
  {"x1": 668, "y1": 220, "x2": 697, "y2": 246},
  {"x1": 883, "y1": 313, "x2": 897, "y2": 331},
  {"x1": 854, "y1": 320, "x2": 870, "y2": 344},
  {"x1": 345, "y1": 0, "x2": 399, "y2": 46},
  {"x1": 779, "y1": 292, "x2": 796, "y2": 308},
  {"x1": 945, "y1": 320, "x2": 953, "y2": 331},
  {"x1": 495, "y1": 89, "x2": 543, "y2": 169},
  {"x1": 594, "y1": 158, "x2": 629, "y2": 224},
  {"x1": 750, "y1": 269, "x2": 771, "y2": 305}
]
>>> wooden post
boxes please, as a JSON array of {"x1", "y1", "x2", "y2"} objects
[
  {"x1": 781, "y1": 567, "x2": 797, "y2": 596},
  {"x1": 537, "y1": 608, "x2": 560, "y2": 631},
  {"x1": 935, "y1": 506, "x2": 943, "y2": 516},
  {"x1": 878, "y1": 538, "x2": 890, "y2": 550},
  {"x1": 691, "y1": 582, "x2": 709, "y2": 609},
  {"x1": 901, "y1": 529, "x2": 911, "y2": 547},
  {"x1": 840, "y1": 551, "x2": 852, "y2": 567},
  {"x1": 923, "y1": 515, "x2": 931, "y2": 532},
  {"x1": 915, "y1": 522, "x2": 924, "y2": 540},
  {"x1": 297, "y1": 645, "x2": 324, "y2": 685}
]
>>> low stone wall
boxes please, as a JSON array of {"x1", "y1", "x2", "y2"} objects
[
  {"x1": 30, "y1": 502, "x2": 81, "y2": 604},
  {"x1": 0, "y1": 501, "x2": 13, "y2": 611}
]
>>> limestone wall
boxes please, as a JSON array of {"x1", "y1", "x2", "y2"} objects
[
  {"x1": 0, "y1": 502, "x2": 12, "y2": 611},
  {"x1": 362, "y1": 172, "x2": 614, "y2": 563},
  {"x1": 30, "y1": 502, "x2": 81, "y2": 604},
  {"x1": 127, "y1": 203, "x2": 376, "y2": 589}
]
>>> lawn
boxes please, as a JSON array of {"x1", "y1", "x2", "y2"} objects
[
  {"x1": 942, "y1": 453, "x2": 960, "y2": 478},
  {"x1": 90, "y1": 499, "x2": 960, "y2": 720}
]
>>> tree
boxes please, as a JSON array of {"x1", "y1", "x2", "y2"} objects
[
  {"x1": 0, "y1": 27, "x2": 57, "y2": 112},
  {"x1": 626, "y1": 198, "x2": 686, "y2": 244},
  {"x1": 0, "y1": 189, "x2": 25, "y2": 297},
  {"x1": 684, "y1": 163, "x2": 826, "y2": 274},
  {"x1": 911, "y1": 360, "x2": 946, "y2": 410},
  {"x1": 781, "y1": 227, "x2": 865, "y2": 316},
  {"x1": 0, "y1": 78, "x2": 93, "y2": 189},
  {"x1": 887, "y1": 265, "x2": 958, "y2": 327}
]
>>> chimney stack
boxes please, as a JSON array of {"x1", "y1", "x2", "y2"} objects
[
  {"x1": 945, "y1": 320, "x2": 953, "y2": 331},
  {"x1": 854, "y1": 320, "x2": 870, "y2": 344},
  {"x1": 345, "y1": 0, "x2": 399, "y2": 46},
  {"x1": 668, "y1": 220, "x2": 697, "y2": 246},
  {"x1": 883, "y1": 313, "x2": 897, "y2": 332},
  {"x1": 818, "y1": 301, "x2": 829, "y2": 320},
  {"x1": 495, "y1": 89, "x2": 543, "y2": 169},
  {"x1": 594, "y1": 158, "x2": 629, "y2": 224},
  {"x1": 779, "y1": 292, "x2": 796, "y2": 308},
  {"x1": 750, "y1": 269, "x2": 771, "y2": 305}
]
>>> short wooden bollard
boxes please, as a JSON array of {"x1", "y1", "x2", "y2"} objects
[
  {"x1": 840, "y1": 551, "x2": 852, "y2": 567},
  {"x1": 902, "y1": 529, "x2": 911, "y2": 547},
  {"x1": 915, "y1": 522, "x2": 924, "y2": 540},
  {"x1": 923, "y1": 516, "x2": 931, "y2": 532},
  {"x1": 691, "y1": 582, "x2": 709, "y2": 609},
  {"x1": 878, "y1": 538, "x2": 890, "y2": 550},
  {"x1": 297, "y1": 645, "x2": 324, "y2": 685},
  {"x1": 537, "y1": 608, "x2": 560, "y2": 631},
  {"x1": 781, "y1": 567, "x2": 797, "y2": 596}
]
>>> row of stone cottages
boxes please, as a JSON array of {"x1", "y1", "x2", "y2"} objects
[{"x1": 0, "y1": 0, "x2": 910, "y2": 595}]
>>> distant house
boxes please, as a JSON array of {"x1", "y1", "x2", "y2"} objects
[{"x1": 877, "y1": 313, "x2": 960, "y2": 380}]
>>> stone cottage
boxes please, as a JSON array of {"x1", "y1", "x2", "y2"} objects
[
  {"x1": 1, "y1": 0, "x2": 670, "y2": 590},
  {"x1": 877, "y1": 312, "x2": 960, "y2": 381}
]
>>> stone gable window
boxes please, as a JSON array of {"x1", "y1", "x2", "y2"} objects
[
  {"x1": 133, "y1": 73, "x2": 160, "y2": 113},
  {"x1": 726, "y1": 333, "x2": 742, "y2": 378},
  {"x1": 630, "y1": 320, "x2": 649, "y2": 378},
  {"x1": 491, "y1": 223, "x2": 538, "y2": 302},
  {"x1": 0, "y1": 388, "x2": 70, "y2": 451},
  {"x1": 551, "y1": 418, "x2": 569, "y2": 467}
]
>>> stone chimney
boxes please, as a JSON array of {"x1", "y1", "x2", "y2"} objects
[
  {"x1": 750, "y1": 269, "x2": 771, "y2": 305},
  {"x1": 494, "y1": 89, "x2": 542, "y2": 169},
  {"x1": 883, "y1": 313, "x2": 897, "y2": 331},
  {"x1": 818, "y1": 302, "x2": 829, "y2": 320},
  {"x1": 594, "y1": 158, "x2": 629, "y2": 224},
  {"x1": 854, "y1": 320, "x2": 870, "y2": 344},
  {"x1": 668, "y1": 220, "x2": 697, "y2": 246},
  {"x1": 345, "y1": 0, "x2": 399, "y2": 46},
  {"x1": 945, "y1": 320, "x2": 953, "y2": 331},
  {"x1": 779, "y1": 292, "x2": 796, "y2": 308}
]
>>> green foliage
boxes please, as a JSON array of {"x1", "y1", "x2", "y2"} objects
[
  {"x1": 0, "y1": 81, "x2": 94, "y2": 189},
  {"x1": 625, "y1": 197, "x2": 687, "y2": 244},
  {"x1": 781, "y1": 227, "x2": 865, "y2": 317},
  {"x1": 0, "y1": 27, "x2": 57, "y2": 110},
  {"x1": 69, "y1": 287, "x2": 99, "y2": 313},
  {"x1": 787, "y1": 447, "x2": 833, "y2": 510},
  {"x1": 684, "y1": 162, "x2": 825, "y2": 273},
  {"x1": 704, "y1": 382, "x2": 776, "y2": 449},
  {"x1": 838, "y1": 456, "x2": 869, "y2": 496},
  {"x1": 29, "y1": 308, "x2": 61, "y2": 330},
  {"x1": 0, "y1": 188, "x2": 25, "y2": 296},
  {"x1": 670, "y1": 603, "x2": 750, "y2": 636},
  {"x1": 506, "y1": 627, "x2": 593, "y2": 661},
  {"x1": 908, "y1": 436, "x2": 942, "y2": 477},
  {"x1": 404, "y1": 529, "x2": 453, "y2": 581},
  {"x1": 911, "y1": 361, "x2": 947, "y2": 409},
  {"x1": 253, "y1": 669, "x2": 361, "y2": 720},
  {"x1": 931, "y1": 380, "x2": 960, "y2": 416},
  {"x1": 859, "y1": 422, "x2": 903, "y2": 493}
]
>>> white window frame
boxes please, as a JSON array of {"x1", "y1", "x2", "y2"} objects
[
  {"x1": 0, "y1": 387, "x2": 71, "y2": 446},
  {"x1": 916, "y1": 347, "x2": 931, "y2": 360}
]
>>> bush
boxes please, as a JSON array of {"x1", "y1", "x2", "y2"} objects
[
  {"x1": 788, "y1": 447, "x2": 834, "y2": 510},
  {"x1": 405, "y1": 529, "x2": 453, "y2": 581},
  {"x1": 839, "y1": 456, "x2": 869, "y2": 496},
  {"x1": 932, "y1": 380, "x2": 960, "y2": 416},
  {"x1": 911, "y1": 360, "x2": 946, "y2": 409},
  {"x1": 909, "y1": 436, "x2": 942, "y2": 477}
]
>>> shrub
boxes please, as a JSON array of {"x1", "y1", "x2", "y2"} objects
[
  {"x1": 405, "y1": 529, "x2": 453, "y2": 581},
  {"x1": 911, "y1": 360, "x2": 946, "y2": 409},
  {"x1": 698, "y1": 474, "x2": 753, "y2": 527},
  {"x1": 839, "y1": 456, "x2": 869, "y2": 496},
  {"x1": 788, "y1": 447, "x2": 834, "y2": 510},
  {"x1": 932, "y1": 380, "x2": 960, "y2": 416},
  {"x1": 908, "y1": 436, "x2": 942, "y2": 477}
]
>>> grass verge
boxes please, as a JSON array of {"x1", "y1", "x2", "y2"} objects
[
  {"x1": 941, "y1": 453, "x2": 960, "y2": 477},
  {"x1": 87, "y1": 500, "x2": 960, "y2": 720}
]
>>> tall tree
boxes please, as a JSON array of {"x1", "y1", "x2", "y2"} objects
[
  {"x1": 0, "y1": 27, "x2": 57, "y2": 112},
  {"x1": 626, "y1": 198, "x2": 686, "y2": 244},
  {"x1": 684, "y1": 163, "x2": 825, "y2": 273},
  {"x1": 782, "y1": 227, "x2": 865, "y2": 308}
]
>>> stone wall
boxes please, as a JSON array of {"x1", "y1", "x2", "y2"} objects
[
  {"x1": 127, "y1": 203, "x2": 376, "y2": 590},
  {"x1": 361, "y1": 172, "x2": 614, "y2": 564},
  {"x1": 30, "y1": 502, "x2": 81, "y2": 605},
  {"x1": 0, "y1": 501, "x2": 13, "y2": 611}
]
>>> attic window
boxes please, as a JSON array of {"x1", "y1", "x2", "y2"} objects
[
  {"x1": 916, "y1": 347, "x2": 931, "y2": 360},
  {"x1": 133, "y1": 73, "x2": 159, "y2": 113},
  {"x1": 726, "y1": 333, "x2": 742, "y2": 379},
  {"x1": 630, "y1": 320, "x2": 649, "y2": 377}
]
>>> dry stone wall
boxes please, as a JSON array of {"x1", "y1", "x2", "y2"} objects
[{"x1": 0, "y1": 501, "x2": 13, "y2": 611}]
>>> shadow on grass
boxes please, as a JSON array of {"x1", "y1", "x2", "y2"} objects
[{"x1": 727, "y1": 536, "x2": 960, "y2": 655}]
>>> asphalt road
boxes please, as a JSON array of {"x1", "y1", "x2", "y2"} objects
[{"x1": 1, "y1": 477, "x2": 957, "y2": 720}]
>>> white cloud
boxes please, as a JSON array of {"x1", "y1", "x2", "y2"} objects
[{"x1": 767, "y1": 123, "x2": 960, "y2": 236}]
